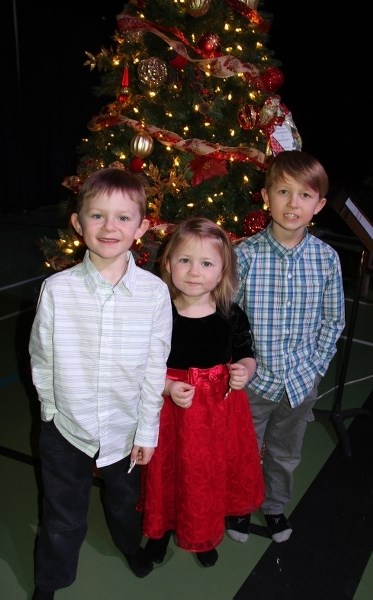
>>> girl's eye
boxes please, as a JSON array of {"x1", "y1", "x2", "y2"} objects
[
  {"x1": 202, "y1": 261, "x2": 212, "y2": 267},
  {"x1": 179, "y1": 258, "x2": 189, "y2": 264},
  {"x1": 119, "y1": 216, "x2": 129, "y2": 221},
  {"x1": 92, "y1": 213, "x2": 102, "y2": 219}
]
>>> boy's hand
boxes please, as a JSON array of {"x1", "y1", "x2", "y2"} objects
[
  {"x1": 168, "y1": 380, "x2": 195, "y2": 408},
  {"x1": 131, "y1": 445, "x2": 154, "y2": 465}
]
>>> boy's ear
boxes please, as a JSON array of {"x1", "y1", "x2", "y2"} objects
[
  {"x1": 70, "y1": 212, "x2": 82, "y2": 236},
  {"x1": 314, "y1": 197, "x2": 327, "y2": 215},
  {"x1": 261, "y1": 188, "x2": 269, "y2": 207},
  {"x1": 135, "y1": 218, "x2": 150, "y2": 240}
]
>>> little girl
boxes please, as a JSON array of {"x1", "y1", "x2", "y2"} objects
[{"x1": 140, "y1": 217, "x2": 264, "y2": 567}]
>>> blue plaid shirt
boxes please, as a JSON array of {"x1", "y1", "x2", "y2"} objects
[{"x1": 234, "y1": 225, "x2": 345, "y2": 407}]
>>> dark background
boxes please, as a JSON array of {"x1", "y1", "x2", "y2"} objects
[{"x1": 4, "y1": 0, "x2": 372, "y2": 229}]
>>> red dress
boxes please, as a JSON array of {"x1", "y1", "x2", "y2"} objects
[{"x1": 139, "y1": 303, "x2": 264, "y2": 552}]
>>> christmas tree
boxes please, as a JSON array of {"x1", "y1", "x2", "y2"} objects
[{"x1": 41, "y1": 0, "x2": 302, "y2": 272}]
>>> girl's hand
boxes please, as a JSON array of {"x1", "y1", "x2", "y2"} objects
[
  {"x1": 229, "y1": 359, "x2": 255, "y2": 390},
  {"x1": 167, "y1": 380, "x2": 195, "y2": 408}
]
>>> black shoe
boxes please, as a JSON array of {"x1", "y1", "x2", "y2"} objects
[
  {"x1": 196, "y1": 548, "x2": 218, "y2": 567},
  {"x1": 265, "y1": 513, "x2": 292, "y2": 543},
  {"x1": 145, "y1": 531, "x2": 172, "y2": 563},
  {"x1": 32, "y1": 590, "x2": 55, "y2": 600},
  {"x1": 226, "y1": 514, "x2": 251, "y2": 543},
  {"x1": 124, "y1": 547, "x2": 154, "y2": 578}
]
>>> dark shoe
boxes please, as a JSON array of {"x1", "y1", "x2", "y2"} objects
[
  {"x1": 124, "y1": 547, "x2": 154, "y2": 578},
  {"x1": 32, "y1": 590, "x2": 55, "y2": 600},
  {"x1": 145, "y1": 531, "x2": 172, "y2": 563},
  {"x1": 265, "y1": 513, "x2": 292, "y2": 543},
  {"x1": 226, "y1": 514, "x2": 251, "y2": 543},
  {"x1": 196, "y1": 548, "x2": 218, "y2": 567}
]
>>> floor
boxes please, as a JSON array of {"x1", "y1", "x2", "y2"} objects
[{"x1": 1, "y1": 206, "x2": 372, "y2": 600}]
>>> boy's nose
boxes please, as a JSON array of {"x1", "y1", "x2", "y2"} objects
[
  {"x1": 102, "y1": 218, "x2": 116, "y2": 229},
  {"x1": 287, "y1": 194, "x2": 299, "y2": 207}
]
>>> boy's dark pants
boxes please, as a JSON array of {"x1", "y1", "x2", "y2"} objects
[{"x1": 34, "y1": 420, "x2": 142, "y2": 592}]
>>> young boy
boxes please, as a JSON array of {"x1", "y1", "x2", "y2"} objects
[
  {"x1": 231, "y1": 150, "x2": 345, "y2": 543},
  {"x1": 29, "y1": 167, "x2": 172, "y2": 600}
]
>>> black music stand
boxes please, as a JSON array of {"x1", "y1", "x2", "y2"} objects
[{"x1": 316, "y1": 191, "x2": 372, "y2": 457}]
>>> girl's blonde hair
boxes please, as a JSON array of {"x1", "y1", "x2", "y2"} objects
[{"x1": 160, "y1": 217, "x2": 237, "y2": 315}]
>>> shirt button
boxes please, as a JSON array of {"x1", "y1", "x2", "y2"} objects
[{"x1": 288, "y1": 272, "x2": 292, "y2": 279}]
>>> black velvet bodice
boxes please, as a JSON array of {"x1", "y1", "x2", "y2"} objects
[{"x1": 167, "y1": 302, "x2": 254, "y2": 370}]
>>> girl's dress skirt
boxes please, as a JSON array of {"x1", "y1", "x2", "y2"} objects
[{"x1": 139, "y1": 363, "x2": 264, "y2": 552}]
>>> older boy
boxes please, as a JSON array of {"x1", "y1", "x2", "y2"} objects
[{"x1": 229, "y1": 151, "x2": 345, "y2": 543}]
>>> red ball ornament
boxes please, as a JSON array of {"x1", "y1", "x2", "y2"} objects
[
  {"x1": 136, "y1": 251, "x2": 151, "y2": 267},
  {"x1": 147, "y1": 216, "x2": 162, "y2": 228},
  {"x1": 130, "y1": 156, "x2": 144, "y2": 172},
  {"x1": 227, "y1": 231, "x2": 239, "y2": 243},
  {"x1": 251, "y1": 191, "x2": 263, "y2": 205},
  {"x1": 258, "y1": 67, "x2": 284, "y2": 92},
  {"x1": 196, "y1": 33, "x2": 222, "y2": 58},
  {"x1": 169, "y1": 53, "x2": 188, "y2": 69},
  {"x1": 243, "y1": 209, "x2": 271, "y2": 237}
]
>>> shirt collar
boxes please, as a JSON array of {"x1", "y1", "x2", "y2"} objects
[
  {"x1": 265, "y1": 224, "x2": 309, "y2": 260},
  {"x1": 81, "y1": 250, "x2": 137, "y2": 295}
]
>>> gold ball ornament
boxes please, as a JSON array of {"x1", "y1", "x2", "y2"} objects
[
  {"x1": 130, "y1": 133, "x2": 154, "y2": 158},
  {"x1": 239, "y1": 0, "x2": 259, "y2": 8},
  {"x1": 137, "y1": 57, "x2": 168, "y2": 90},
  {"x1": 185, "y1": 0, "x2": 211, "y2": 17}
]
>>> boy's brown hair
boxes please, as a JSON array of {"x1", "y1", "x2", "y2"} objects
[
  {"x1": 75, "y1": 167, "x2": 148, "y2": 220},
  {"x1": 264, "y1": 151, "x2": 329, "y2": 198}
]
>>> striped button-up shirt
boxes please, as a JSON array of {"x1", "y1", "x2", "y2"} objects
[
  {"x1": 29, "y1": 250, "x2": 172, "y2": 467},
  {"x1": 234, "y1": 225, "x2": 345, "y2": 407}
]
